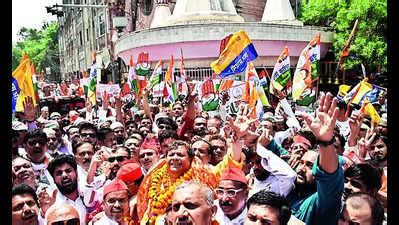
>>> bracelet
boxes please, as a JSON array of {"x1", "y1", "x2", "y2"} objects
[{"x1": 316, "y1": 137, "x2": 335, "y2": 147}]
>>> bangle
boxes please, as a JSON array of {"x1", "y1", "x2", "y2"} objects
[{"x1": 316, "y1": 137, "x2": 335, "y2": 147}]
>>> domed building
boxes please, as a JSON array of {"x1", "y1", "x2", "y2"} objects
[{"x1": 112, "y1": 0, "x2": 334, "y2": 82}]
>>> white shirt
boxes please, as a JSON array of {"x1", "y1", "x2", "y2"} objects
[
  {"x1": 53, "y1": 190, "x2": 88, "y2": 225},
  {"x1": 336, "y1": 119, "x2": 350, "y2": 140},
  {"x1": 214, "y1": 199, "x2": 247, "y2": 225},
  {"x1": 248, "y1": 144, "x2": 296, "y2": 198},
  {"x1": 92, "y1": 214, "x2": 119, "y2": 225}
]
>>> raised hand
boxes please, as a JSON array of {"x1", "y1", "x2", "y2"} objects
[
  {"x1": 348, "y1": 111, "x2": 364, "y2": 146},
  {"x1": 22, "y1": 96, "x2": 37, "y2": 122},
  {"x1": 227, "y1": 103, "x2": 259, "y2": 142},
  {"x1": 303, "y1": 92, "x2": 339, "y2": 142},
  {"x1": 257, "y1": 126, "x2": 273, "y2": 148}
]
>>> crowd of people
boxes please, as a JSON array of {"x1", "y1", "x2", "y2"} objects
[{"x1": 11, "y1": 78, "x2": 388, "y2": 225}]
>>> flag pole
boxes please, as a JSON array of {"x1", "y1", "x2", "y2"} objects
[{"x1": 334, "y1": 19, "x2": 359, "y2": 81}]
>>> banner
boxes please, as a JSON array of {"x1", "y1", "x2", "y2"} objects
[
  {"x1": 148, "y1": 60, "x2": 163, "y2": 89},
  {"x1": 270, "y1": 47, "x2": 291, "y2": 94},
  {"x1": 96, "y1": 84, "x2": 121, "y2": 97},
  {"x1": 292, "y1": 33, "x2": 320, "y2": 104},
  {"x1": 211, "y1": 30, "x2": 258, "y2": 78}
]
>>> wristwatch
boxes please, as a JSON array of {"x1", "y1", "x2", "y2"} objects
[{"x1": 316, "y1": 137, "x2": 335, "y2": 147}]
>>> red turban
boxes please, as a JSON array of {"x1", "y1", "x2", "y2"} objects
[
  {"x1": 140, "y1": 136, "x2": 161, "y2": 153},
  {"x1": 103, "y1": 179, "x2": 128, "y2": 198},
  {"x1": 221, "y1": 168, "x2": 247, "y2": 185}
]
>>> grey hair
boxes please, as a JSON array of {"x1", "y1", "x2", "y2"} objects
[{"x1": 175, "y1": 181, "x2": 214, "y2": 206}]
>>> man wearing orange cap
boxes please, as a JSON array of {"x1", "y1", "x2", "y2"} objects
[
  {"x1": 91, "y1": 179, "x2": 131, "y2": 225},
  {"x1": 215, "y1": 168, "x2": 248, "y2": 224},
  {"x1": 116, "y1": 163, "x2": 144, "y2": 220}
]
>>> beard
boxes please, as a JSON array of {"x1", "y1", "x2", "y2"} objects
[
  {"x1": 254, "y1": 169, "x2": 270, "y2": 181},
  {"x1": 57, "y1": 180, "x2": 78, "y2": 195}
]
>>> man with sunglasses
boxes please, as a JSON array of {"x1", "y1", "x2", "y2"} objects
[
  {"x1": 45, "y1": 203, "x2": 80, "y2": 225},
  {"x1": 215, "y1": 168, "x2": 248, "y2": 224},
  {"x1": 23, "y1": 129, "x2": 55, "y2": 187},
  {"x1": 78, "y1": 122, "x2": 98, "y2": 150}
]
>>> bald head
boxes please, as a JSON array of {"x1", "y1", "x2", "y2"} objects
[{"x1": 45, "y1": 204, "x2": 80, "y2": 224}]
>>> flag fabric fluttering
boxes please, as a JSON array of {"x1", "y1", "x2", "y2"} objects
[
  {"x1": 12, "y1": 53, "x2": 37, "y2": 112},
  {"x1": 128, "y1": 55, "x2": 136, "y2": 93},
  {"x1": 343, "y1": 79, "x2": 383, "y2": 124},
  {"x1": 88, "y1": 51, "x2": 98, "y2": 106},
  {"x1": 11, "y1": 77, "x2": 21, "y2": 113},
  {"x1": 31, "y1": 64, "x2": 40, "y2": 103},
  {"x1": 292, "y1": 33, "x2": 320, "y2": 103},
  {"x1": 245, "y1": 62, "x2": 270, "y2": 107},
  {"x1": 165, "y1": 55, "x2": 177, "y2": 101},
  {"x1": 135, "y1": 52, "x2": 149, "y2": 94},
  {"x1": 148, "y1": 59, "x2": 163, "y2": 89},
  {"x1": 211, "y1": 30, "x2": 258, "y2": 78},
  {"x1": 270, "y1": 47, "x2": 291, "y2": 94}
]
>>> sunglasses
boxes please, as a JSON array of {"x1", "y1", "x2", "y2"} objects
[
  {"x1": 51, "y1": 218, "x2": 80, "y2": 225},
  {"x1": 27, "y1": 139, "x2": 46, "y2": 146},
  {"x1": 108, "y1": 156, "x2": 127, "y2": 163},
  {"x1": 210, "y1": 146, "x2": 226, "y2": 152}
]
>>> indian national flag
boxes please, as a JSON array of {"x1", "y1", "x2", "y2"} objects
[{"x1": 88, "y1": 51, "x2": 98, "y2": 106}]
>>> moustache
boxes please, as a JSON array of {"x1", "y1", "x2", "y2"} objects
[{"x1": 220, "y1": 201, "x2": 233, "y2": 207}]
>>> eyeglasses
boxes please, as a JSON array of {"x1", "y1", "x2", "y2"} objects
[
  {"x1": 80, "y1": 133, "x2": 96, "y2": 138},
  {"x1": 27, "y1": 139, "x2": 46, "y2": 146},
  {"x1": 51, "y1": 218, "x2": 80, "y2": 225},
  {"x1": 158, "y1": 124, "x2": 172, "y2": 130},
  {"x1": 215, "y1": 188, "x2": 244, "y2": 198},
  {"x1": 108, "y1": 156, "x2": 127, "y2": 163}
]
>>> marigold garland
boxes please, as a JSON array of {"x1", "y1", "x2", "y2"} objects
[{"x1": 147, "y1": 163, "x2": 194, "y2": 223}]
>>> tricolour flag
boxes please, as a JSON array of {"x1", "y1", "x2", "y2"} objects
[
  {"x1": 148, "y1": 60, "x2": 163, "y2": 89},
  {"x1": 211, "y1": 30, "x2": 258, "y2": 78},
  {"x1": 292, "y1": 33, "x2": 320, "y2": 102},
  {"x1": 128, "y1": 55, "x2": 136, "y2": 93},
  {"x1": 246, "y1": 62, "x2": 270, "y2": 107},
  {"x1": 12, "y1": 53, "x2": 37, "y2": 112},
  {"x1": 88, "y1": 51, "x2": 98, "y2": 106},
  {"x1": 270, "y1": 47, "x2": 291, "y2": 94},
  {"x1": 165, "y1": 55, "x2": 177, "y2": 100}
]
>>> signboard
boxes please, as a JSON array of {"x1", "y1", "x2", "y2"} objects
[{"x1": 96, "y1": 84, "x2": 121, "y2": 97}]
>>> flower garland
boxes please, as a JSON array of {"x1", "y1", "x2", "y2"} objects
[{"x1": 147, "y1": 163, "x2": 194, "y2": 223}]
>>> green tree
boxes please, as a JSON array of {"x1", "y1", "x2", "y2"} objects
[
  {"x1": 299, "y1": 0, "x2": 387, "y2": 73},
  {"x1": 12, "y1": 22, "x2": 60, "y2": 80}
]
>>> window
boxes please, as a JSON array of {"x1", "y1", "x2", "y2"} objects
[
  {"x1": 79, "y1": 31, "x2": 83, "y2": 46},
  {"x1": 98, "y1": 13, "x2": 105, "y2": 36},
  {"x1": 86, "y1": 28, "x2": 89, "y2": 41},
  {"x1": 141, "y1": 0, "x2": 153, "y2": 16}
]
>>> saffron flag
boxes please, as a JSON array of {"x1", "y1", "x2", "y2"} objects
[
  {"x1": 292, "y1": 33, "x2": 320, "y2": 102},
  {"x1": 343, "y1": 79, "x2": 383, "y2": 106},
  {"x1": 148, "y1": 60, "x2": 163, "y2": 89},
  {"x1": 211, "y1": 30, "x2": 258, "y2": 78},
  {"x1": 270, "y1": 47, "x2": 291, "y2": 94},
  {"x1": 88, "y1": 51, "x2": 98, "y2": 106},
  {"x1": 361, "y1": 99, "x2": 381, "y2": 125},
  {"x1": 12, "y1": 53, "x2": 37, "y2": 112}
]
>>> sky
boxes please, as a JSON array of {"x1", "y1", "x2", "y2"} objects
[{"x1": 12, "y1": 0, "x2": 61, "y2": 44}]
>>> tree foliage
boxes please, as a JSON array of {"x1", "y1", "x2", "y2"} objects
[
  {"x1": 299, "y1": 0, "x2": 387, "y2": 73},
  {"x1": 12, "y1": 22, "x2": 60, "y2": 76}
]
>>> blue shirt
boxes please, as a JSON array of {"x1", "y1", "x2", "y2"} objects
[{"x1": 288, "y1": 158, "x2": 344, "y2": 225}]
